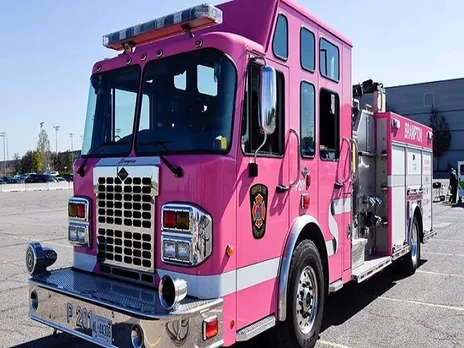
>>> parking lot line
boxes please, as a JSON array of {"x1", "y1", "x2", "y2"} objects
[
  {"x1": 417, "y1": 270, "x2": 464, "y2": 278},
  {"x1": 432, "y1": 239, "x2": 464, "y2": 244},
  {"x1": 0, "y1": 233, "x2": 71, "y2": 249},
  {"x1": 379, "y1": 296, "x2": 464, "y2": 312},
  {"x1": 318, "y1": 340, "x2": 354, "y2": 348},
  {"x1": 424, "y1": 251, "x2": 464, "y2": 257}
]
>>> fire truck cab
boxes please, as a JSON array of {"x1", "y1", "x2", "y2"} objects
[{"x1": 25, "y1": 1, "x2": 436, "y2": 347}]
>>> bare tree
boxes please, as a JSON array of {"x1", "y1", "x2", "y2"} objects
[
  {"x1": 37, "y1": 128, "x2": 51, "y2": 172},
  {"x1": 428, "y1": 106, "x2": 451, "y2": 171}
]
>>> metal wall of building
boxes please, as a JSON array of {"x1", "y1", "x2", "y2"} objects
[{"x1": 360, "y1": 78, "x2": 464, "y2": 177}]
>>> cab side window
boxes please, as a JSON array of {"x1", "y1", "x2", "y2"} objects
[
  {"x1": 241, "y1": 63, "x2": 285, "y2": 156},
  {"x1": 460, "y1": 164, "x2": 464, "y2": 175},
  {"x1": 319, "y1": 89, "x2": 340, "y2": 160}
]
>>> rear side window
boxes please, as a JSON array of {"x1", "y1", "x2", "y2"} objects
[
  {"x1": 300, "y1": 28, "x2": 315, "y2": 72},
  {"x1": 272, "y1": 14, "x2": 288, "y2": 61},
  {"x1": 320, "y1": 38, "x2": 340, "y2": 82},
  {"x1": 460, "y1": 164, "x2": 464, "y2": 175},
  {"x1": 300, "y1": 81, "x2": 315, "y2": 157}
]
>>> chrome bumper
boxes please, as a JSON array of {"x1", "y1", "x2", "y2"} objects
[{"x1": 28, "y1": 267, "x2": 224, "y2": 348}]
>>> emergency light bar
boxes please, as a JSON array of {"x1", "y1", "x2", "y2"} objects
[{"x1": 102, "y1": 4, "x2": 223, "y2": 51}]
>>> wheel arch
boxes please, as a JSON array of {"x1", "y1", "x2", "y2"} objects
[{"x1": 277, "y1": 215, "x2": 329, "y2": 322}]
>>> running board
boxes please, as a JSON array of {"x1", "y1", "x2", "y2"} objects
[
  {"x1": 423, "y1": 229, "x2": 437, "y2": 243},
  {"x1": 329, "y1": 280, "x2": 344, "y2": 293},
  {"x1": 352, "y1": 256, "x2": 392, "y2": 283},
  {"x1": 236, "y1": 315, "x2": 276, "y2": 342},
  {"x1": 392, "y1": 244, "x2": 410, "y2": 260}
]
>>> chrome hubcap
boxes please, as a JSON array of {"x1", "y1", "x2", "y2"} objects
[
  {"x1": 411, "y1": 222, "x2": 418, "y2": 265},
  {"x1": 296, "y1": 266, "x2": 318, "y2": 335}
]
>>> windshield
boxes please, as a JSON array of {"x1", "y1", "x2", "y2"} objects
[
  {"x1": 135, "y1": 48, "x2": 237, "y2": 155},
  {"x1": 81, "y1": 65, "x2": 140, "y2": 156}
]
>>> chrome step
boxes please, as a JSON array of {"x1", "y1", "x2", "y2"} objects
[
  {"x1": 392, "y1": 244, "x2": 410, "y2": 260},
  {"x1": 352, "y1": 256, "x2": 392, "y2": 283},
  {"x1": 423, "y1": 229, "x2": 437, "y2": 243},
  {"x1": 236, "y1": 315, "x2": 276, "y2": 342},
  {"x1": 329, "y1": 280, "x2": 344, "y2": 293}
]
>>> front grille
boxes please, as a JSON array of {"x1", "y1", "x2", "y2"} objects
[{"x1": 95, "y1": 168, "x2": 157, "y2": 273}]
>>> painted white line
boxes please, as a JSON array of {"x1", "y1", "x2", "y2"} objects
[
  {"x1": 432, "y1": 222, "x2": 451, "y2": 228},
  {"x1": 424, "y1": 252, "x2": 464, "y2": 258},
  {"x1": 0, "y1": 233, "x2": 72, "y2": 249},
  {"x1": 432, "y1": 239, "x2": 464, "y2": 244},
  {"x1": 379, "y1": 296, "x2": 464, "y2": 312},
  {"x1": 417, "y1": 270, "x2": 464, "y2": 279},
  {"x1": 318, "y1": 340, "x2": 354, "y2": 348}
]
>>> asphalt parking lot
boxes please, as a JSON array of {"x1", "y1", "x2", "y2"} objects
[{"x1": 1, "y1": 190, "x2": 463, "y2": 348}]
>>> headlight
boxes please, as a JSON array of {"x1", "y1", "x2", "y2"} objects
[
  {"x1": 161, "y1": 204, "x2": 212, "y2": 267},
  {"x1": 68, "y1": 197, "x2": 91, "y2": 248}
]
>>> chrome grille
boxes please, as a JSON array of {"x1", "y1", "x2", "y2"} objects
[{"x1": 94, "y1": 165, "x2": 159, "y2": 273}]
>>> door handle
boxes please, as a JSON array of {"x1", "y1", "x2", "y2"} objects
[
  {"x1": 334, "y1": 137, "x2": 356, "y2": 188},
  {"x1": 277, "y1": 128, "x2": 300, "y2": 193}
]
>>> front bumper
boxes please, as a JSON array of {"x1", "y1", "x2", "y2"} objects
[{"x1": 28, "y1": 267, "x2": 224, "y2": 347}]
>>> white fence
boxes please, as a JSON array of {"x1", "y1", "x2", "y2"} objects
[{"x1": 0, "y1": 182, "x2": 73, "y2": 193}]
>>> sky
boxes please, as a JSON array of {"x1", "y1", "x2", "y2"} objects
[{"x1": 0, "y1": 0, "x2": 463, "y2": 158}]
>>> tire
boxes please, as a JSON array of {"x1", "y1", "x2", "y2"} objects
[
  {"x1": 268, "y1": 240, "x2": 325, "y2": 348},
  {"x1": 401, "y1": 216, "x2": 421, "y2": 275}
]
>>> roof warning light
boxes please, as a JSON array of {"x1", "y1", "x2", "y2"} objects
[{"x1": 102, "y1": 4, "x2": 223, "y2": 51}]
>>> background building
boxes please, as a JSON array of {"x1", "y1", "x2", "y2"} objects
[{"x1": 361, "y1": 77, "x2": 464, "y2": 178}]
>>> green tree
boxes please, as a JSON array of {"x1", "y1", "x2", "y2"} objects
[
  {"x1": 21, "y1": 151, "x2": 34, "y2": 173},
  {"x1": 428, "y1": 106, "x2": 451, "y2": 171},
  {"x1": 31, "y1": 151, "x2": 43, "y2": 173}
]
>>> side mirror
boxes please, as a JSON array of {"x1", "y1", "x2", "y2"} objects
[
  {"x1": 259, "y1": 65, "x2": 277, "y2": 135},
  {"x1": 249, "y1": 64, "x2": 277, "y2": 178}
]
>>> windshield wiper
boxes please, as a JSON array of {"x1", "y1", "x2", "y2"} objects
[
  {"x1": 77, "y1": 140, "x2": 129, "y2": 177},
  {"x1": 141, "y1": 140, "x2": 184, "y2": 178}
]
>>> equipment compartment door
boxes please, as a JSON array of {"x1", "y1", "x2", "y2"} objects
[
  {"x1": 422, "y1": 151, "x2": 433, "y2": 233},
  {"x1": 391, "y1": 145, "x2": 406, "y2": 249}
]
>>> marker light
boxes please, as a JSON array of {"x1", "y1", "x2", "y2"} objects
[
  {"x1": 102, "y1": 4, "x2": 223, "y2": 51},
  {"x1": 202, "y1": 316, "x2": 219, "y2": 341}
]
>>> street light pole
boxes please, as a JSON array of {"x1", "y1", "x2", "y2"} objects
[
  {"x1": 69, "y1": 133, "x2": 74, "y2": 164},
  {"x1": 0, "y1": 132, "x2": 6, "y2": 176},
  {"x1": 53, "y1": 126, "x2": 60, "y2": 153}
]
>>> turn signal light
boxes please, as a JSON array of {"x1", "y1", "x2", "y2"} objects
[
  {"x1": 163, "y1": 210, "x2": 190, "y2": 230},
  {"x1": 68, "y1": 202, "x2": 86, "y2": 219},
  {"x1": 202, "y1": 316, "x2": 218, "y2": 341}
]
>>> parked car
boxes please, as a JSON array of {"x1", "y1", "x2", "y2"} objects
[{"x1": 24, "y1": 174, "x2": 56, "y2": 183}]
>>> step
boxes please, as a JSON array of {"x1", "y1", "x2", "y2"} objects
[
  {"x1": 352, "y1": 256, "x2": 392, "y2": 283},
  {"x1": 236, "y1": 315, "x2": 276, "y2": 342},
  {"x1": 329, "y1": 279, "x2": 344, "y2": 293}
]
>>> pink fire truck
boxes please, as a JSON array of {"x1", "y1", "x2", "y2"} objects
[{"x1": 25, "y1": 1, "x2": 437, "y2": 347}]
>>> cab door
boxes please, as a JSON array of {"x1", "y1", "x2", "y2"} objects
[{"x1": 235, "y1": 60, "x2": 289, "y2": 329}]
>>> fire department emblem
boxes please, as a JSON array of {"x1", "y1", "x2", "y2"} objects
[{"x1": 250, "y1": 184, "x2": 268, "y2": 239}]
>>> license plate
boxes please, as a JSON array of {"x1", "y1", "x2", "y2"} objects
[
  {"x1": 91, "y1": 314, "x2": 112, "y2": 345},
  {"x1": 66, "y1": 303, "x2": 112, "y2": 345}
]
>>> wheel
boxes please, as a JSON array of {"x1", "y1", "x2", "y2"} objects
[
  {"x1": 268, "y1": 240, "x2": 325, "y2": 348},
  {"x1": 401, "y1": 216, "x2": 421, "y2": 275}
]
